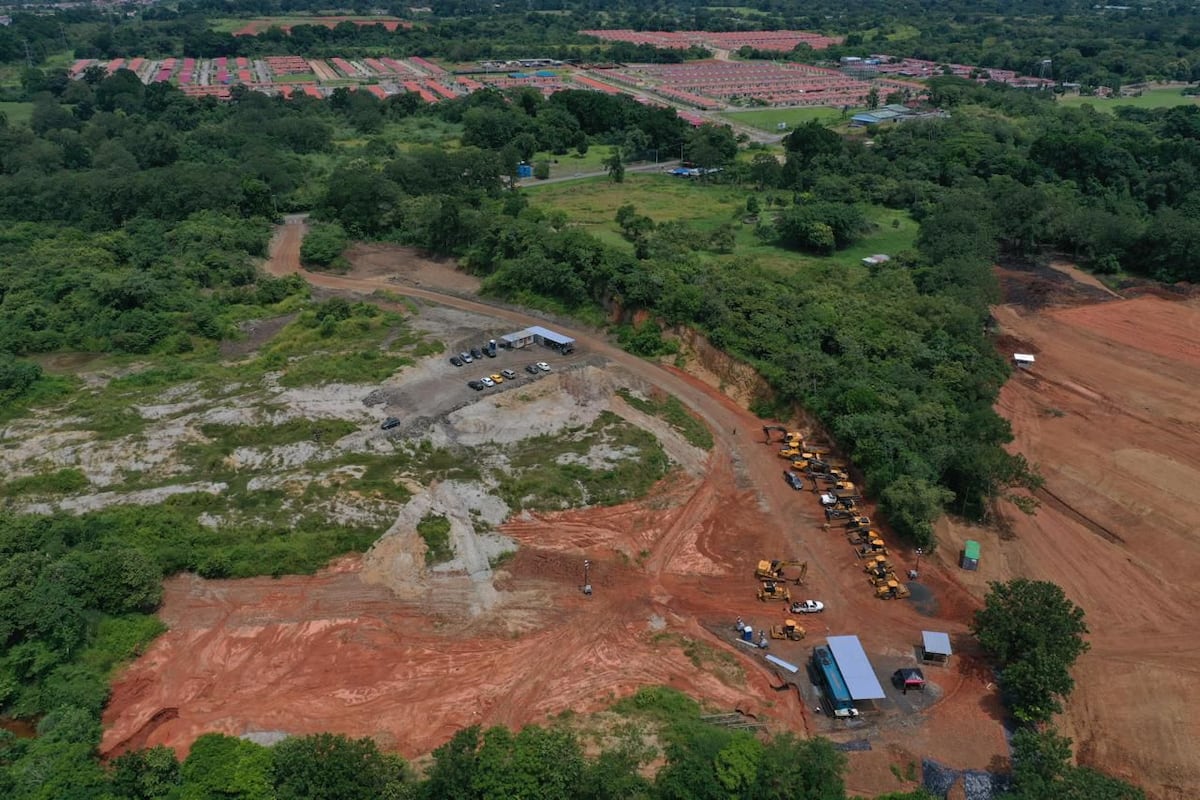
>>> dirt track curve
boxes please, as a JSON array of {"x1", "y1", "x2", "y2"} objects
[{"x1": 100, "y1": 217, "x2": 1005, "y2": 797}]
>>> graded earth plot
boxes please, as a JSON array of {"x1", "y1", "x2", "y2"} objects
[
  {"x1": 940, "y1": 291, "x2": 1200, "y2": 800},
  {"x1": 86, "y1": 220, "x2": 1015, "y2": 797}
]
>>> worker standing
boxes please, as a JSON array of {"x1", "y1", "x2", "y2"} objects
[{"x1": 735, "y1": 616, "x2": 744, "y2": 633}]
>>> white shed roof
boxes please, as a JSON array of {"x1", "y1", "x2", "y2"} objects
[{"x1": 922, "y1": 630, "x2": 952, "y2": 657}]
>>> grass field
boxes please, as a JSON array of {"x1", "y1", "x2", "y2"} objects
[
  {"x1": 1057, "y1": 87, "x2": 1200, "y2": 113},
  {"x1": 524, "y1": 173, "x2": 918, "y2": 272},
  {"x1": 721, "y1": 106, "x2": 862, "y2": 132},
  {"x1": 0, "y1": 102, "x2": 34, "y2": 126},
  {"x1": 531, "y1": 144, "x2": 617, "y2": 179}
]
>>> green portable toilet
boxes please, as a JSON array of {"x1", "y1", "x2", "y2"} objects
[{"x1": 961, "y1": 540, "x2": 980, "y2": 571}]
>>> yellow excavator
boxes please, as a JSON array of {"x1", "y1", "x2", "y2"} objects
[
  {"x1": 755, "y1": 559, "x2": 808, "y2": 585},
  {"x1": 770, "y1": 619, "x2": 806, "y2": 641},
  {"x1": 758, "y1": 581, "x2": 791, "y2": 603},
  {"x1": 763, "y1": 425, "x2": 806, "y2": 444}
]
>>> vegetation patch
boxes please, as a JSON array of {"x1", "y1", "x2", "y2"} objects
[
  {"x1": 0, "y1": 467, "x2": 89, "y2": 497},
  {"x1": 616, "y1": 388, "x2": 714, "y2": 450},
  {"x1": 493, "y1": 411, "x2": 670, "y2": 511},
  {"x1": 416, "y1": 513, "x2": 453, "y2": 565},
  {"x1": 198, "y1": 419, "x2": 359, "y2": 451},
  {"x1": 651, "y1": 633, "x2": 745, "y2": 687}
]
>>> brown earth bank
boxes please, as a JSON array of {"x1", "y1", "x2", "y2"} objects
[
  {"x1": 940, "y1": 294, "x2": 1200, "y2": 800},
  {"x1": 102, "y1": 218, "x2": 1003, "y2": 794}
]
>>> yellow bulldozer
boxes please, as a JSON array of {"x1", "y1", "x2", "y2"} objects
[
  {"x1": 756, "y1": 559, "x2": 808, "y2": 585},
  {"x1": 770, "y1": 619, "x2": 806, "y2": 641},
  {"x1": 757, "y1": 581, "x2": 792, "y2": 603},
  {"x1": 862, "y1": 554, "x2": 894, "y2": 574},
  {"x1": 856, "y1": 539, "x2": 889, "y2": 558},
  {"x1": 847, "y1": 528, "x2": 881, "y2": 545},
  {"x1": 876, "y1": 581, "x2": 911, "y2": 600}
]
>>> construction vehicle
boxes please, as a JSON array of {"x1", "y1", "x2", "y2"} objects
[
  {"x1": 769, "y1": 619, "x2": 806, "y2": 641},
  {"x1": 876, "y1": 581, "x2": 911, "y2": 600},
  {"x1": 757, "y1": 581, "x2": 791, "y2": 603},
  {"x1": 856, "y1": 539, "x2": 889, "y2": 558},
  {"x1": 847, "y1": 528, "x2": 883, "y2": 545},
  {"x1": 755, "y1": 560, "x2": 808, "y2": 585},
  {"x1": 844, "y1": 516, "x2": 871, "y2": 530},
  {"x1": 778, "y1": 446, "x2": 804, "y2": 459},
  {"x1": 862, "y1": 554, "x2": 894, "y2": 573},
  {"x1": 763, "y1": 425, "x2": 789, "y2": 443}
]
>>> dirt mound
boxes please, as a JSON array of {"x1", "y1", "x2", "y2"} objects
[{"x1": 940, "y1": 297, "x2": 1200, "y2": 799}]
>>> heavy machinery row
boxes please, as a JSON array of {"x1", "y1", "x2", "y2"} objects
[{"x1": 766, "y1": 426, "x2": 912, "y2": 602}]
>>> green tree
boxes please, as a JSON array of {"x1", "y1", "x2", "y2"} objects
[
  {"x1": 110, "y1": 745, "x2": 182, "y2": 799},
  {"x1": 606, "y1": 147, "x2": 626, "y2": 183},
  {"x1": 973, "y1": 580, "x2": 1090, "y2": 722},
  {"x1": 1004, "y1": 728, "x2": 1144, "y2": 800},
  {"x1": 685, "y1": 124, "x2": 738, "y2": 169},
  {"x1": 879, "y1": 476, "x2": 954, "y2": 549},
  {"x1": 300, "y1": 223, "x2": 350, "y2": 271},
  {"x1": 271, "y1": 733, "x2": 407, "y2": 800}
]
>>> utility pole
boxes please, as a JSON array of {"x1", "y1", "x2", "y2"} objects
[{"x1": 582, "y1": 559, "x2": 592, "y2": 596}]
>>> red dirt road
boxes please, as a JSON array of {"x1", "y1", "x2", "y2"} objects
[
  {"x1": 101, "y1": 218, "x2": 1006, "y2": 794},
  {"x1": 941, "y1": 296, "x2": 1200, "y2": 800}
]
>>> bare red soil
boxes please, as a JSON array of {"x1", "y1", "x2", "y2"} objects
[
  {"x1": 941, "y1": 295, "x2": 1200, "y2": 800},
  {"x1": 100, "y1": 218, "x2": 1008, "y2": 794}
]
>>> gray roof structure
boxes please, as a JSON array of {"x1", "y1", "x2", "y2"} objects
[
  {"x1": 501, "y1": 325, "x2": 575, "y2": 346},
  {"x1": 826, "y1": 635, "x2": 886, "y2": 700},
  {"x1": 922, "y1": 630, "x2": 953, "y2": 657}
]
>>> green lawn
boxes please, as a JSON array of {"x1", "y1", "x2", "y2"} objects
[
  {"x1": 530, "y1": 144, "x2": 616, "y2": 179},
  {"x1": 0, "y1": 102, "x2": 34, "y2": 126},
  {"x1": 1057, "y1": 87, "x2": 1200, "y2": 113},
  {"x1": 721, "y1": 106, "x2": 863, "y2": 132},
  {"x1": 524, "y1": 173, "x2": 918, "y2": 273}
]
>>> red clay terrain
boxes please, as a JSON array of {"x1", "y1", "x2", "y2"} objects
[
  {"x1": 99, "y1": 219, "x2": 1024, "y2": 795},
  {"x1": 940, "y1": 288, "x2": 1200, "y2": 799}
]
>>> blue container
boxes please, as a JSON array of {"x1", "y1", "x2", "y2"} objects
[
  {"x1": 517, "y1": 164, "x2": 533, "y2": 178},
  {"x1": 742, "y1": 627, "x2": 754, "y2": 642}
]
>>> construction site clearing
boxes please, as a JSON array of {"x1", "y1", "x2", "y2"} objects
[{"x1": 94, "y1": 222, "x2": 1200, "y2": 799}]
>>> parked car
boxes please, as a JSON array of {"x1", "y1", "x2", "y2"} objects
[
  {"x1": 480, "y1": 377, "x2": 495, "y2": 387},
  {"x1": 460, "y1": 351, "x2": 473, "y2": 363},
  {"x1": 471, "y1": 348, "x2": 483, "y2": 359},
  {"x1": 524, "y1": 364, "x2": 540, "y2": 375},
  {"x1": 892, "y1": 668, "x2": 926, "y2": 692},
  {"x1": 536, "y1": 361, "x2": 551, "y2": 372},
  {"x1": 483, "y1": 346, "x2": 497, "y2": 358},
  {"x1": 490, "y1": 373, "x2": 504, "y2": 384},
  {"x1": 790, "y1": 600, "x2": 825, "y2": 614},
  {"x1": 468, "y1": 380, "x2": 484, "y2": 391},
  {"x1": 381, "y1": 417, "x2": 401, "y2": 430},
  {"x1": 500, "y1": 369, "x2": 516, "y2": 380},
  {"x1": 783, "y1": 470, "x2": 804, "y2": 490},
  {"x1": 450, "y1": 355, "x2": 463, "y2": 367}
]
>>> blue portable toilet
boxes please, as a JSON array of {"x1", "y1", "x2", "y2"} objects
[
  {"x1": 742, "y1": 625, "x2": 754, "y2": 642},
  {"x1": 517, "y1": 163, "x2": 533, "y2": 179}
]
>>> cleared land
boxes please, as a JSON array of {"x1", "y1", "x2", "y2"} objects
[
  {"x1": 0, "y1": 101, "x2": 33, "y2": 125},
  {"x1": 524, "y1": 173, "x2": 918, "y2": 270},
  {"x1": 98, "y1": 218, "x2": 1006, "y2": 798},
  {"x1": 939, "y1": 283, "x2": 1200, "y2": 800},
  {"x1": 1057, "y1": 86, "x2": 1200, "y2": 112},
  {"x1": 721, "y1": 106, "x2": 861, "y2": 131}
]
